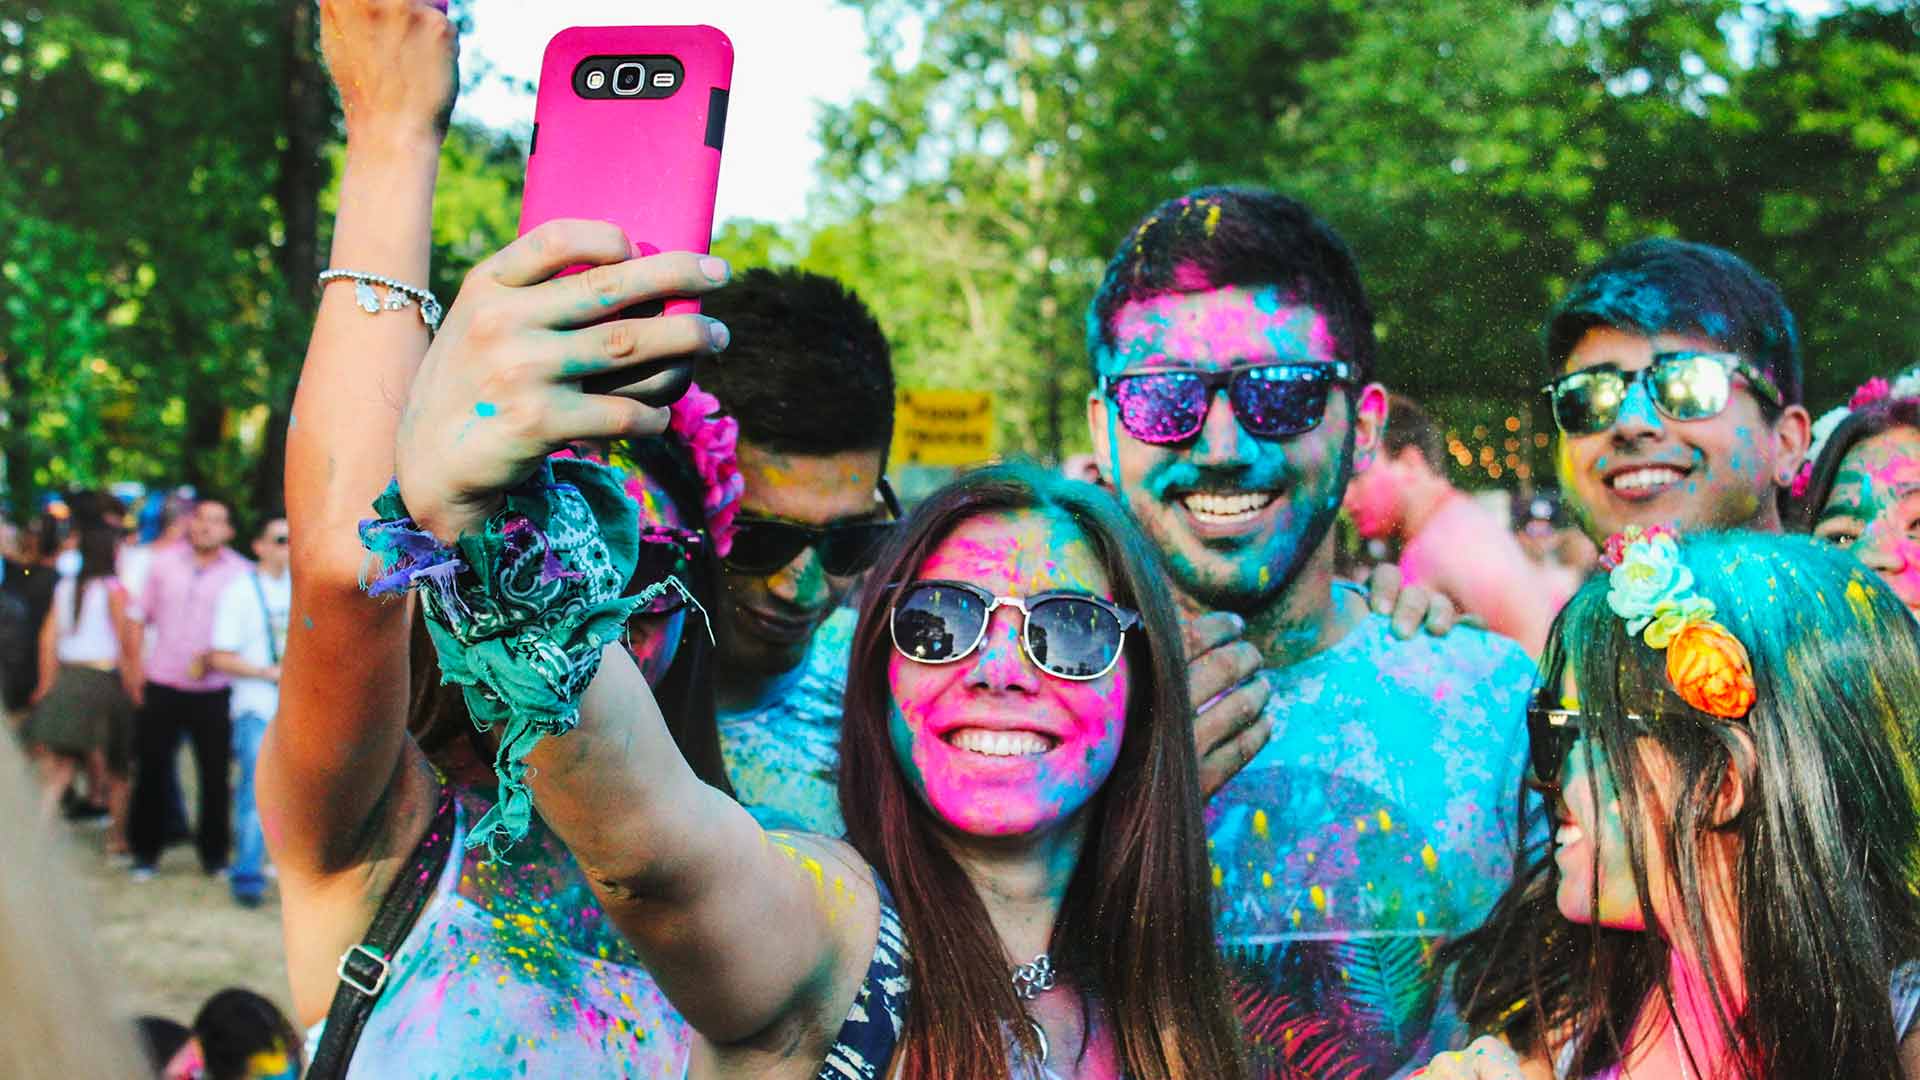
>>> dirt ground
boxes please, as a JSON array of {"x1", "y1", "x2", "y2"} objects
[{"x1": 63, "y1": 765, "x2": 294, "y2": 1028}]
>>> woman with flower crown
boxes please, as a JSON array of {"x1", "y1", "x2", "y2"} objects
[
  {"x1": 261, "y1": 4, "x2": 741, "y2": 1076},
  {"x1": 1789, "y1": 367, "x2": 1920, "y2": 622},
  {"x1": 1409, "y1": 526, "x2": 1920, "y2": 1079}
]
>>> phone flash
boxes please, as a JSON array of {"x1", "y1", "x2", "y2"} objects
[
  {"x1": 586, "y1": 70, "x2": 607, "y2": 91},
  {"x1": 652, "y1": 72, "x2": 676, "y2": 88}
]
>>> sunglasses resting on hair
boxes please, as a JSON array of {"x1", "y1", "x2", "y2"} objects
[
  {"x1": 889, "y1": 579, "x2": 1140, "y2": 681},
  {"x1": 1543, "y1": 351, "x2": 1783, "y2": 437},
  {"x1": 1101, "y1": 361, "x2": 1355, "y2": 444}
]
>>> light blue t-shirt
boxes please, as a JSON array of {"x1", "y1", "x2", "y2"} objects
[
  {"x1": 717, "y1": 607, "x2": 855, "y2": 836},
  {"x1": 1208, "y1": 589, "x2": 1537, "y2": 1079}
]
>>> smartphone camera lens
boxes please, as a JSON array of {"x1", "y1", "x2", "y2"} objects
[{"x1": 612, "y1": 62, "x2": 645, "y2": 96}]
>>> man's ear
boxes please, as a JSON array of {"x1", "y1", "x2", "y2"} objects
[
  {"x1": 1087, "y1": 390, "x2": 1112, "y2": 483},
  {"x1": 1770, "y1": 404, "x2": 1813, "y2": 489},
  {"x1": 1352, "y1": 383, "x2": 1389, "y2": 466}
]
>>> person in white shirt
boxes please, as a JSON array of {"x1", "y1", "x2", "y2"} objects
[
  {"x1": 208, "y1": 515, "x2": 289, "y2": 908},
  {"x1": 21, "y1": 521, "x2": 141, "y2": 852}
]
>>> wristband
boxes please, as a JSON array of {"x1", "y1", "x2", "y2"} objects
[{"x1": 359, "y1": 456, "x2": 664, "y2": 859}]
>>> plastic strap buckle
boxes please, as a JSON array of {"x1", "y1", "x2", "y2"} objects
[{"x1": 337, "y1": 944, "x2": 392, "y2": 998}]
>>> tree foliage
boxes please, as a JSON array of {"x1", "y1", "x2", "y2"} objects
[
  {"x1": 803, "y1": 0, "x2": 1919, "y2": 476},
  {"x1": 2, "y1": 1, "x2": 1913, "y2": 507}
]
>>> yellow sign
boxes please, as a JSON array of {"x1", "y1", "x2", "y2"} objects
[{"x1": 892, "y1": 389, "x2": 996, "y2": 467}]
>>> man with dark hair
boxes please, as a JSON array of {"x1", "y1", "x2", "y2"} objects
[
  {"x1": 1345, "y1": 394, "x2": 1559, "y2": 654},
  {"x1": 692, "y1": 267, "x2": 898, "y2": 835},
  {"x1": 1085, "y1": 187, "x2": 1534, "y2": 1075},
  {"x1": 1543, "y1": 238, "x2": 1811, "y2": 541},
  {"x1": 128, "y1": 498, "x2": 249, "y2": 880}
]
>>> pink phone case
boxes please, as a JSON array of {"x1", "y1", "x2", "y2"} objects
[{"x1": 521, "y1": 24, "x2": 733, "y2": 321}]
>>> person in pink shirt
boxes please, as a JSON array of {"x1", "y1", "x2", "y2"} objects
[
  {"x1": 1345, "y1": 395, "x2": 1561, "y2": 656},
  {"x1": 128, "y1": 498, "x2": 251, "y2": 880}
]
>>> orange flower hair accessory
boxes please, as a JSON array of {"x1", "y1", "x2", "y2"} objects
[{"x1": 1603, "y1": 526, "x2": 1757, "y2": 719}]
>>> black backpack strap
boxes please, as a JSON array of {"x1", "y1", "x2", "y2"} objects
[{"x1": 306, "y1": 784, "x2": 459, "y2": 1079}]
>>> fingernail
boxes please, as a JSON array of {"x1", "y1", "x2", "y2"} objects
[
  {"x1": 706, "y1": 318, "x2": 731, "y2": 351},
  {"x1": 1228, "y1": 613, "x2": 1246, "y2": 633},
  {"x1": 700, "y1": 256, "x2": 730, "y2": 283}
]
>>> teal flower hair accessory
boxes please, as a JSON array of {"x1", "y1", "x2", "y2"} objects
[{"x1": 1601, "y1": 525, "x2": 1757, "y2": 720}]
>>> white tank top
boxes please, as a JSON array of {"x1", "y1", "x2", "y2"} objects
[{"x1": 54, "y1": 577, "x2": 121, "y2": 666}]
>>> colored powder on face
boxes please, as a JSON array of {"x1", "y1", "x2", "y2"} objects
[
  {"x1": 474, "y1": 402, "x2": 498, "y2": 418},
  {"x1": 1204, "y1": 204, "x2": 1221, "y2": 237},
  {"x1": 1172, "y1": 260, "x2": 1213, "y2": 292}
]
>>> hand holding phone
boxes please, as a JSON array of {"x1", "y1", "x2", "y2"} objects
[{"x1": 521, "y1": 25, "x2": 733, "y2": 406}]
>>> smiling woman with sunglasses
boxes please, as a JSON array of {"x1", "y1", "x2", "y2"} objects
[
  {"x1": 417, "y1": 460, "x2": 1248, "y2": 1077},
  {"x1": 1413, "y1": 529, "x2": 1920, "y2": 1080}
]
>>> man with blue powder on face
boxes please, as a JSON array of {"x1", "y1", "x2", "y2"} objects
[
  {"x1": 1084, "y1": 186, "x2": 1537, "y2": 1078},
  {"x1": 1541, "y1": 238, "x2": 1811, "y2": 544}
]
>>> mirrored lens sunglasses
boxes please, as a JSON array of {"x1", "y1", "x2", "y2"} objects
[
  {"x1": 889, "y1": 579, "x2": 1141, "y2": 681},
  {"x1": 1102, "y1": 361, "x2": 1355, "y2": 444},
  {"x1": 1543, "y1": 351, "x2": 1783, "y2": 437}
]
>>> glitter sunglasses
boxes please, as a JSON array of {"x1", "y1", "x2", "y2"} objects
[
  {"x1": 1101, "y1": 361, "x2": 1355, "y2": 444},
  {"x1": 1543, "y1": 351, "x2": 1783, "y2": 437},
  {"x1": 889, "y1": 579, "x2": 1141, "y2": 681}
]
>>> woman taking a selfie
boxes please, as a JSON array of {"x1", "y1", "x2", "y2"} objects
[
  {"x1": 1413, "y1": 528, "x2": 1920, "y2": 1079},
  {"x1": 383, "y1": 235, "x2": 1249, "y2": 1073},
  {"x1": 265, "y1": 3, "x2": 736, "y2": 1076}
]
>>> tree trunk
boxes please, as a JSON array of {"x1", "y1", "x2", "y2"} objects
[{"x1": 251, "y1": 0, "x2": 329, "y2": 517}]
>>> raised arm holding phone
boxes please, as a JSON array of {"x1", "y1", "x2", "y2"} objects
[{"x1": 263, "y1": 3, "x2": 733, "y2": 1076}]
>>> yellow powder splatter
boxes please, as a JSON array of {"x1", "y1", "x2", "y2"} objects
[
  {"x1": 1377, "y1": 809, "x2": 1393, "y2": 832},
  {"x1": 1204, "y1": 204, "x2": 1221, "y2": 236},
  {"x1": 1258, "y1": 565, "x2": 1270, "y2": 588},
  {"x1": 1261, "y1": 871, "x2": 1274, "y2": 889},
  {"x1": 1252, "y1": 808, "x2": 1269, "y2": 838},
  {"x1": 1421, "y1": 843, "x2": 1439, "y2": 873},
  {"x1": 1416, "y1": 910, "x2": 1428, "y2": 927},
  {"x1": 1354, "y1": 817, "x2": 1369, "y2": 833},
  {"x1": 1289, "y1": 908, "x2": 1302, "y2": 927},
  {"x1": 1310, "y1": 885, "x2": 1328, "y2": 912},
  {"x1": 1846, "y1": 577, "x2": 1875, "y2": 621},
  {"x1": 1211, "y1": 864, "x2": 1224, "y2": 887}
]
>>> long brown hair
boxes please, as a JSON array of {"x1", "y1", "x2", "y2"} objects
[
  {"x1": 1443, "y1": 531, "x2": 1920, "y2": 1077},
  {"x1": 839, "y1": 463, "x2": 1246, "y2": 1079}
]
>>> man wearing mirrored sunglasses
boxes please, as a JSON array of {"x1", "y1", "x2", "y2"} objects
[
  {"x1": 693, "y1": 268, "x2": 898, "y2": 836},
  {"x1": 1085, "y1": 187, "x2": 1536, "y2": 1078},
  {"x1": 1544, "y1": 238, "x2": 1811, "y2": 542}
]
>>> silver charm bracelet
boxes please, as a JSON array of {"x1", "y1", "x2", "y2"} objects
[{"x1": 317, "y1": 269, "x2": 444, "y2": 333}]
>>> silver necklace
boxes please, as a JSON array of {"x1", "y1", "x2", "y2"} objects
[{"x1": 1012, "y1": 953, "x2": 1057, "y2": 1065}]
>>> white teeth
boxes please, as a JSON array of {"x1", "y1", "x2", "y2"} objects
[
  {"x1": 1182, "y1": 491, "x2": 1276, "y2": 522},
  {"x1": 948, "y1": 728, "x2": 1053, "y2": 757},
  {"x1": 1555, "y1": 824, "x2": 1585, "y2": 847},
  {"x1": 1608, "y1": 467, "x2": 1686, "y2": 493}
]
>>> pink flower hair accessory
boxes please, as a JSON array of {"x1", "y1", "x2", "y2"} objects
[
  {"x1": 1795, "y1": 367, "x2": 1920, "y2": 498},
  {"x1": 667, "y1": 382, "x2": 745, "y2": 557}
]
